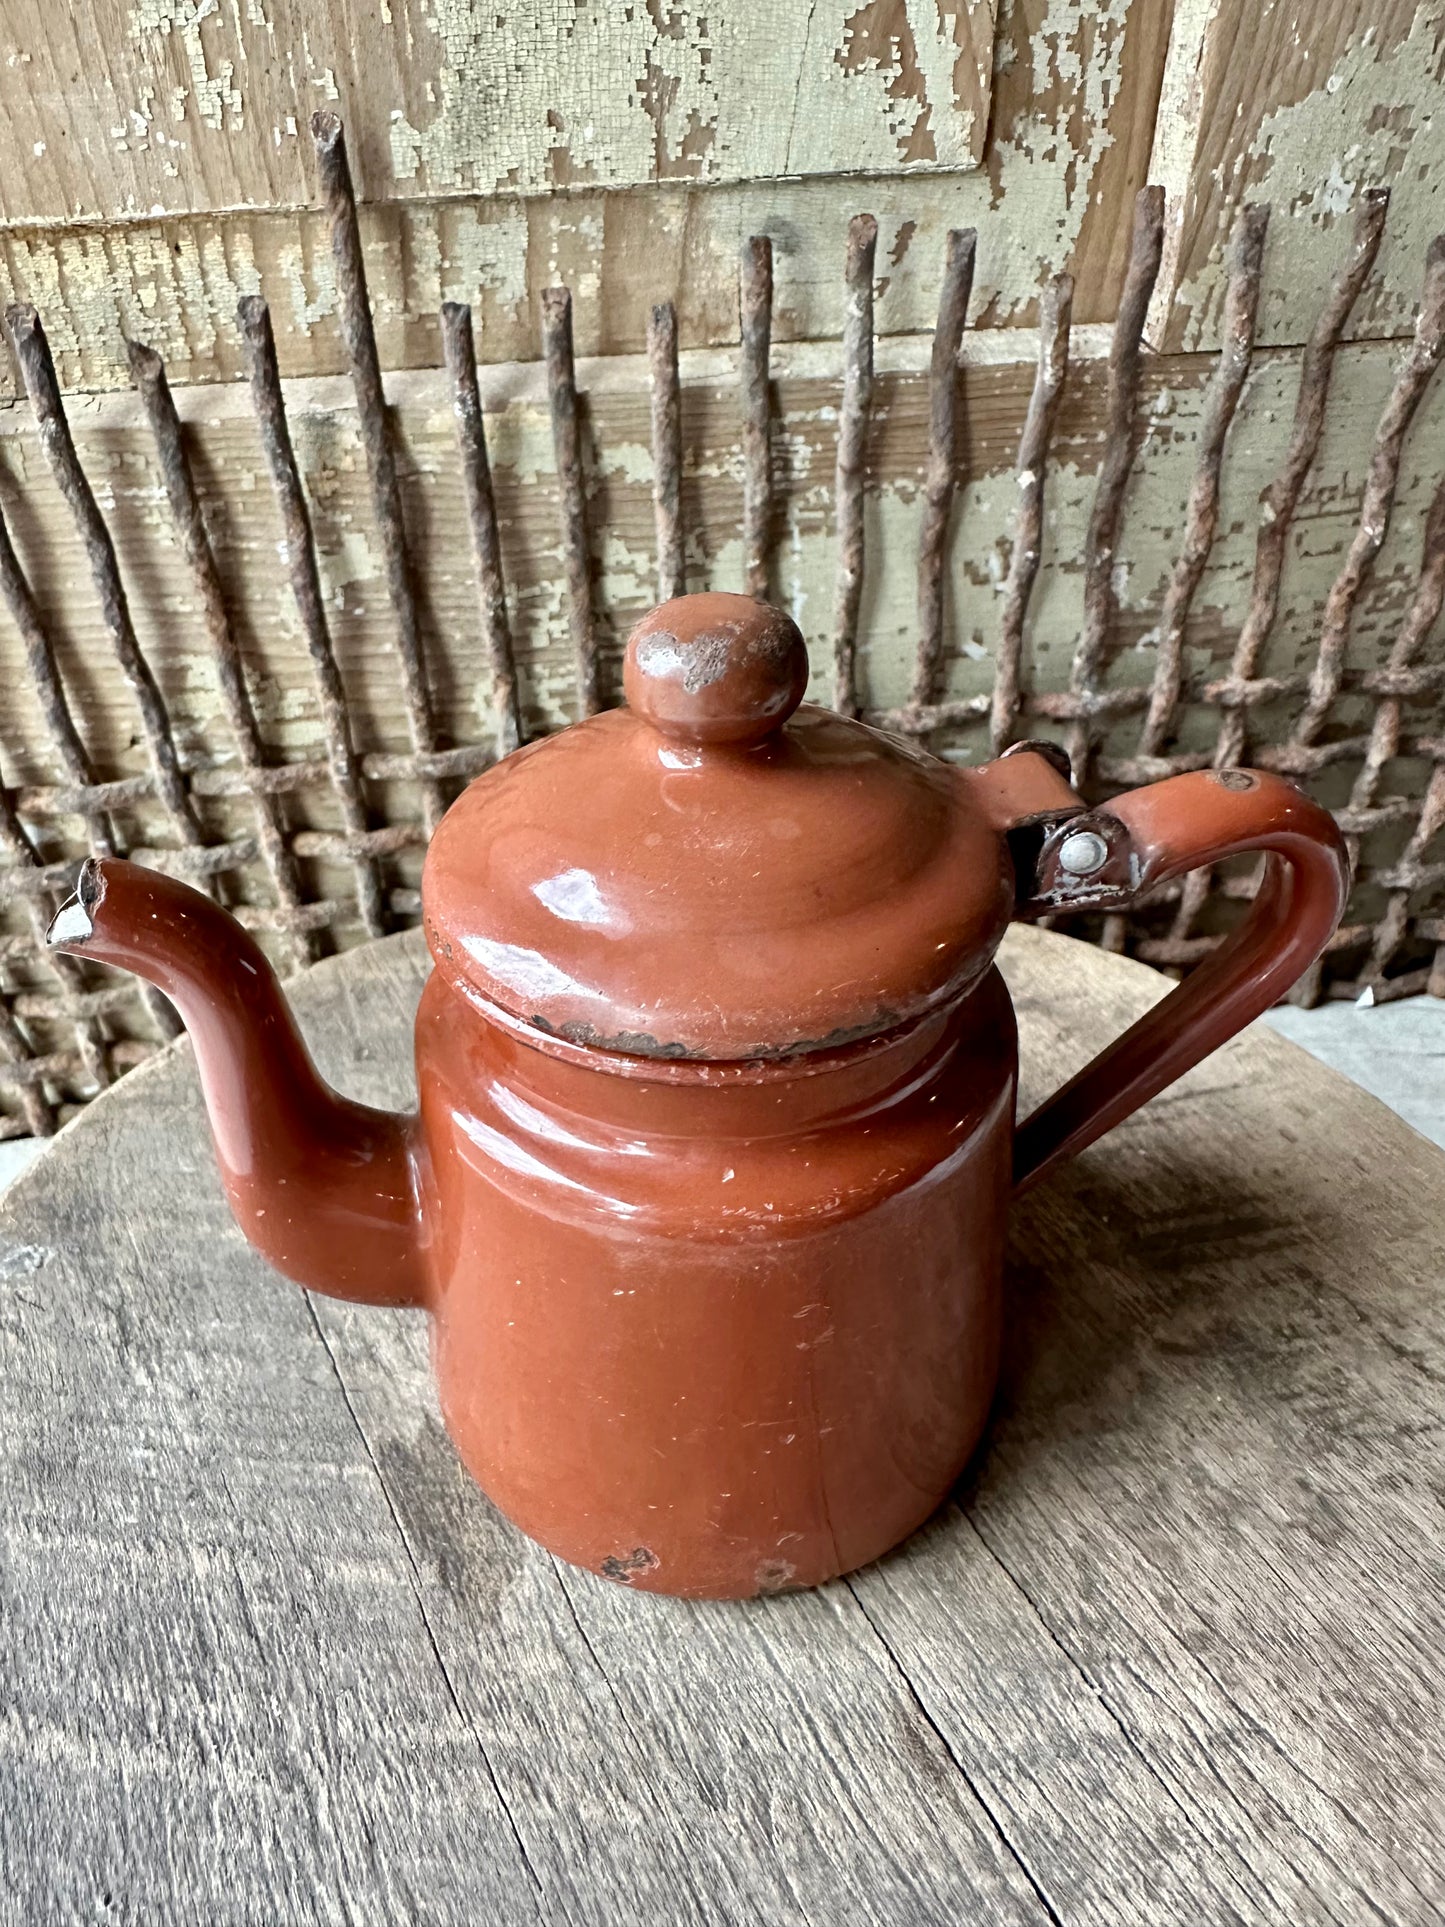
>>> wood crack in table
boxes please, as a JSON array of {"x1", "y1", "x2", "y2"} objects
[{"x1": 3, "y1": 926, "x2": 1444, "y2": 1925}]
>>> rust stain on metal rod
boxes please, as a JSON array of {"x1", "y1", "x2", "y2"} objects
[
  {"x1": 0, "y1": 495, "x2": 176, "y2": 1044},
  {"x1": 1213, "y1": 187, "x2": 1390, "y2": 772},
  {"x1": 1176, "y1": 189, "x2": 1390, "y2": 1000},
  {"x1": 1355, "y1": 468, "x2": 1445, "y2": 983},
  {"x1": 1368, "y1": 761, "x2": 1445, "y2": 991},
  {"x1": 14, "y1": 741, "x2": 504, "y2": 821},
  {"x1": 542, "y1": 285, "x2": 600, "y2": 717},
  {"x1": 832, "y1": 212, "x2": 878, "y2": 718},
  {"x1": 910, "y1": 227, "x2": 976, "y2": 716},
  {"x1": 648, "y1": 301, "x2": 685, "y2": 605},
  {"x1": 740, "y1": 236, "x2": 774, "y2": 602},
  {"x1": 1138, "y1": 205, "x2": 1267, "y2": 758},
  {"x1": 1066, "y1": 185, "x2": 1165, "y2": 789},
  {"x1": 440, "y1": 302, "x2": 523, "y2": 758},
  {"x1": 0, "y1": 500, "x2": 115, "y2": 861},
  {"x1": 0, "y1": 757, "x2": 117, "y2": 1093},
  {"x1": 0, "y1": 786, "x2": 80, "y2": 1129},
  {"x1": 310, "y1": 110, "x2": 445, "y2": 832},
  {"x1": 237, "y1": 294, "x2": 387, "y2": 940},
  {"x1": 1354, "y1": 477, "x2": 1445, "y2": 818},
  {"x1": 0, "y1": 856, "x2": 115, "y2": 1098},
  {"x1": 1294, "y1": 230, "x2": 1445, "y2": 748},
  {"x1": 5, "y1": 303, "x2": 203, "y2": 851},
  {"x1": 990, "y1": 272, "x2": 1073, "y2": 756},
  {"x1": 870, "y1": 659, "x2": 1445, "y2": 724},
  {"x1": 126, "y1": 337, "x2": 317, "y2": 972}
]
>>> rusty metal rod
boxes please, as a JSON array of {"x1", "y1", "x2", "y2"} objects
[
  {"x1": 647, "y1": 301, "x2": 685, "y2": 604},
  {"x1": 5, "y1": 303, "x2": 203, "y2": 850},
  {"x1": 1066, "y1": 185, "x2": 1165, "y2": 788},
  {"x1": 126, "y1": 338, "x2": 317, "y2": 971},
  {"x1": 0, "y1": 789, "x2": 63, "y2": 1131},
  {"x1": 542, "y1": 285, "x2": 600, "y2": 716},
  {"x1": 1270, "y1": 217, "x2": 1443, "y2": 1009},
  {"x1": 0, "y1": 744, "x2": 120, "y2": 1095},
  {"x1": 1139, "y1": 204, "x2": 1268, "y2": 757},
  {"x1": 310, "y1": 111, "x2": 445, "y2": 832},
  {"x1": 237, "y1": 294, "x2": 387, "y2": 939},
  {"x1": 13, "y1": 737, "x2": 511, "y2": 820},
  {"x1": 1357, "y1": 477, "x2": 1445, "y2": 804},
  {"x1": 832, "y1": 213, "x2": 878, "y2": 717},
  {"x1": 1295, "y1": 232, "x2": 1445, "y2": 747},
  {"x1": 439, "y1": 302, "x2": 523, "y2": 758},
  {"x1": 10, "y1": 982, "x2": 136, "y2": 1023},
  {"x1": 740, "y1": 236, "x2": 774, "y2": 601},
  {"x1": 910, "y1": 227, "x2": 976, "y2": 716},
  {"x1": 1355, "y1": 471, "x2": 1445, "y2": 983},
  {"x1": 1212, "y1": 187, "x2": 1390, "y2": 773},
  {"x1": 0, "y1": 498, "x2": 116, "y2": 860},
  {"x1": 1168, "y1": 191, "x2": 1390, "y2": 975},
  {"x1": 1356, "y1": 481, "x2": 1445, "y2": 836},
  {"x1": 0, "y1": 778, "x2": 116, "y2": 1096},
  {"x1": 0, "y1": 1039, "x2": 153, "y2": 1095},
  {"x1": 1101, "y1": 206, "x2": 1268, "y2": 973},
  {"x1": 990, "y1": 272, "x2": 1073, "y2": 755},
  {"x1": 0, "y1": 314, "x2": 192, "y2": 1040},
  {"x1": 1369, "y1": 760, "x2": 1445, "y2": 988}
]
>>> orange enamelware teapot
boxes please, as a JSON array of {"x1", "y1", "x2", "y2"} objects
[{"x1": 48, "y1": 594, "x2": 1348, "y2": 1598}]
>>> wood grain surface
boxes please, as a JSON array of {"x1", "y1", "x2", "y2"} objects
[
  {"x1": 0, "y1": 0, "x2": 996, "y2": 218},
  {"x1": 0, "y1": 0, "x2": 1168, "y2": 392},
  {"x1": 3, "y1": 925, "x2": 1444, "y2": 1923},
  {"x1": 2, "y1": 0, "x2": 1438, "y2": 401},
  {"x1": 1148, "y1": 0, "x2": 1445, "y2": 351}
]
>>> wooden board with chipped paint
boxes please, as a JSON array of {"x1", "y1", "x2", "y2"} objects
[
  {"x1": 1148, "y1": 0, "x2": 1445, "y2": 350},
  {"x1": 0, "y1": 0, "x2": 995, "y2": 225}
]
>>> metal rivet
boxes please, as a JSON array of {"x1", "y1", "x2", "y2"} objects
[{"x1": 1057, "y1": 829, "x2": 1110, "y2": 877}]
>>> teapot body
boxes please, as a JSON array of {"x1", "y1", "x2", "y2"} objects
[
  {"x1": 44, "y1": 593, "x2": 1351, "y2": 1604},
  {"x1": 415, "y1": 964, "x2": 1018, "y2": 1599}
]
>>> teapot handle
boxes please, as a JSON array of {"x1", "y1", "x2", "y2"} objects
[{"x1": 1011, "y1": 768, "x2": 1348, "y2": 1194}]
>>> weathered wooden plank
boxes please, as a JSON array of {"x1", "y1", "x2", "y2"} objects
[
  {"x1": 4, "y1": 923, "x2": 1445, "y2": 1919},
  {"x1": 0, "y1": 1051, "x2": 544, "y2": 1922},
  {"x1": 3, "y1": 1, "x2": 1437, "y2": 389},
  {"x1": 1148, "y1": 0, "x2": 1445, "y2": 350},
  {"x1": 0, "y1": 0, "x2": 995, "y2": 221},
  {"x1": 0, "y1": 0, "x2": 1170, "y2": 393},
  {"x1": 855, "y1": 954, "x2": 1445, "y2": 1923}
]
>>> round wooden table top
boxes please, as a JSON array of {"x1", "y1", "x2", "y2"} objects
[{"x1": 4, "y1": 926, "x2": 1444, "y2": 1925}]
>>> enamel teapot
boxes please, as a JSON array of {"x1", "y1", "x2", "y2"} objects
[{"x1": 47, "y1": 593, "x2": 1348, "y2": 1599}]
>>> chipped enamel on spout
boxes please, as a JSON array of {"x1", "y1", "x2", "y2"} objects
[{"x1": 46, "y1": 593, "x2": 1350, "y2": 1599}]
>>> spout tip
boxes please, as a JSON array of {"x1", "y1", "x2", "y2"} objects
[{"x1": 45, "y1": 858, "x2": 103, "y2": 951}]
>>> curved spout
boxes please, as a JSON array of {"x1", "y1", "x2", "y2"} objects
[{"x1": 47, "y1": 859, "x2": 428, "y2": 1309}]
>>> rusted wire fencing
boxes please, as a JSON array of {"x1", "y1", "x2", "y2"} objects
[{"x1": 1, "y1": 121, "x2": 1443, "y2": 1139}]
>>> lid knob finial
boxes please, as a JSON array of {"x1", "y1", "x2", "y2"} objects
[{"x1": 623, "y1": 593, "x2": 809, "y2": 746}]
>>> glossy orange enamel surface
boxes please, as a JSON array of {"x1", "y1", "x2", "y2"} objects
[
  {"x1": 423, "y1": 595, "x2": 1014, "y2": 1059},
  {"x1": 622, "y1": 591, "x2": 811, "y2": 746},
  {"x1": 48, "y1": 858, "x2": 428, "y2": 1308},
  {"x1": 416, "y1": 964, "x2": 1015, "y2": 1598},
  {"x1": 45, "y1": 596, "x2": 1352, "y2": 1599}
]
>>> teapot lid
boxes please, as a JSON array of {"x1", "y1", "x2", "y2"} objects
[{"x1": 422, "y1": 593, "x2": 1011, "y2": 1061}]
